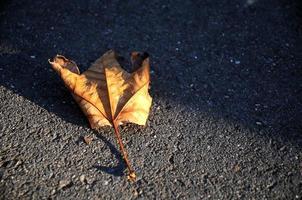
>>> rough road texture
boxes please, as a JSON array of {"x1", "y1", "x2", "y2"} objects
[{"x1": 0, "y1": 0, "x2": 302, "y2": 199}]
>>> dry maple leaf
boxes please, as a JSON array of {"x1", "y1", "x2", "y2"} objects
[{"x1": 49, "y1": 50, "x2": 152, "y2": 181}]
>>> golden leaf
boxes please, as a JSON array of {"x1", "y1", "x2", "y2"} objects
[{"x1": 49, "y1": 50, "x2": 152, "y2": 181}]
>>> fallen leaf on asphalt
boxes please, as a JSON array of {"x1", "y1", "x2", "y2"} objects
[{"x1": 49, "y1": 50, "x2": 152, "y2": 181}]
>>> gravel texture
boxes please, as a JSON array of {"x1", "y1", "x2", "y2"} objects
[{"x1": 0, "y1": 0, "x2": 302, "y2": 199}]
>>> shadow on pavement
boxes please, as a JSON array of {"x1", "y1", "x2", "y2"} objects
[{"x1": 91, "y1": 131, "x2": 126, "y2": 177}]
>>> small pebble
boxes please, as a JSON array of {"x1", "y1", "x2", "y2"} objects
[
  {"x1": 233, "y1": 164, "x2": 240, "y2": 172},
  {"x1": 30, "y1": 55, "x2": 36, "y2": 59},
  {"x1": 50, "y1": 189, "x2": 56, "y2": 195},
  {"x1": 279, "y1": 146, "x2": 286, "y2": 151},
  {"x1": 133, "y1": 189, "x2": 139, "y2": 197},
  {"x1": 83, "y1": 135, "x2": 93, "y2": 145},
  {"x1": 49, "y1": 172, "x2": 54, "y2": 179},
  {"x1": 58, "y1": 179, "x2": 72, "y2": 190},
  {"x1": 246, "y1": 0, "x2": 257, "y2": 5},
  {"x1": 86, "y1": 178, "x2": 95, "y2": 185},
  {"x1": 235, "y1": 60, "x2": 240, "y2": 65},
  {"x1": 256, "y1": 121, "x2": 262, "y2": 125},
  {"x1": 79, "y1": 175, "x2": 86, "y2": 184},
  {"x1": 266, "y1": 181, "x2": 276, "y2": 189},
  {"x1": 15, "y1": 160, "x2": 23, "y2": 167}
]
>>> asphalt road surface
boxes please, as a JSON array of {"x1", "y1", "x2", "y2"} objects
[{"x1": 0, "y1": 0, "x2": 302, "y2": 199}]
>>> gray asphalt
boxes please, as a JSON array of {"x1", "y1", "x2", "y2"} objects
[{"x1": 0, "y1": 0, "x2": 302, "y2": 199}]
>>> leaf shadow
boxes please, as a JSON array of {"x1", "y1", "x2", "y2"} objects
[{"x1": 90, "y1": 130, "x2": 126, "y2": 177}]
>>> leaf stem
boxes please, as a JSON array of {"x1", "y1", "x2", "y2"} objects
[{"x1": 113, "y1": 122, "x2": 136, "y2": 181}]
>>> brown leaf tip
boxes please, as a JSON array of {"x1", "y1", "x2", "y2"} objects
[{"x1": 49, "y1": 55, "x2": 80, "y2": 75}]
